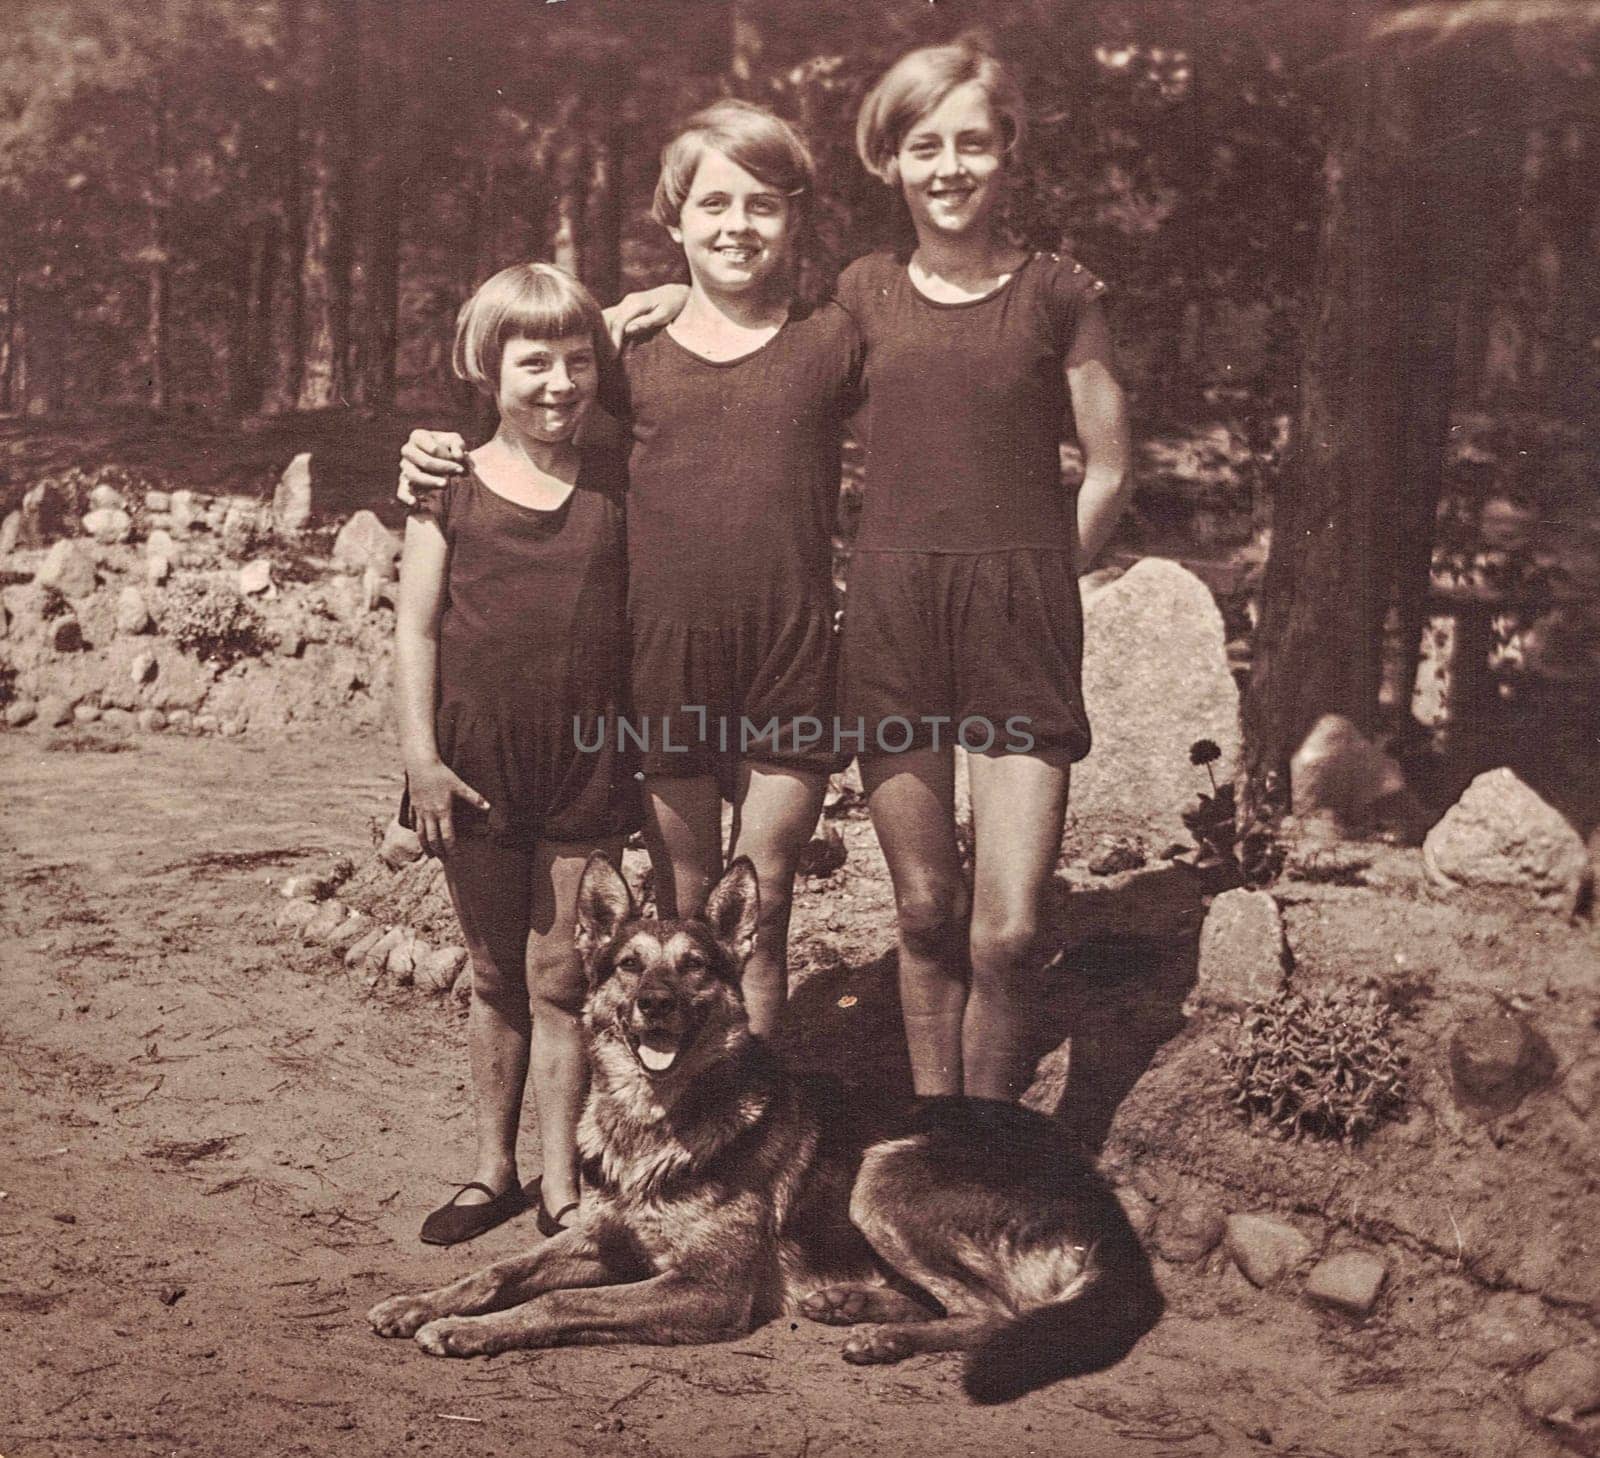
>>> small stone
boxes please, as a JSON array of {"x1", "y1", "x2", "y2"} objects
[
  {"x1": 147, "y1": 529, "x2": 176, "y2": 559},
  {"x1": 116, "y1": 586, "x2": 151, "y2": 634},
  {"x1": 1465, "y1": 1293, "x2": 1562, "y2": 1371},
  {"x1": 417, "y1": 945, "x2": 468, "y2": 995},
  {"x1": 379, "y1": 818, "x2": 424, "y2": 870},
  {"x1": 275, "y1": 899, "x2": 320, "y2": 932},
  {"x1": 273, "y1": 453, "x2": 314, "y2": 534},
  {"x1": 387, "y1": 933, "x2": 427, "y2": 984},
  {"x1": 194, "y1": 714, "x2": 220, "y2": 735},
  {"x1": 136, "y1": 709, "x2": 167, "y2": 732},
  {"x1": 238, "y1": 559, "x2": 274, "y2": 596},
  {"x1": 17, "y1": 479, "x2": 73, "y2": 546},
  {"x1": 1304, "y1": 1251, "x2": 1387, "y2": 1316},
  {"x1": 324, "y1": 910, "x2": 373, "y2": 954},
  {"x1": 169, "y1": 489, "x2": 196, "y2": 532},
  {"x1": 1448, "y1": 1014, "x2": 1555, "y2": 1118},
  {"x1": 797, "y1": 825, "x2": 847, "y2": 877},
  {"x1": 1154, "y1": 1200, "x2": 1226, "y2": 1263},
  {"x1": 146, "y1": 554, "x2": 171, "y2": 587},
  {"x1": 300, "y1": 899, "x2": 348, "y2": 943},
  {"x1": 73, "y1": 703, "x2": 101, "y2": 725},
  {"x1": 344, "y1": 926, "x2": 388, "y2": 969},
  {"x1": 220, "y1": 503, "x2": 259, "y2": 556},
  {"x1": 1225, "y1": 1213, "x2": 1314, "y2": 1287},
  {"x1": 48, "y1": 616, "x2": 85, "y2": 653},
  {"x1": 280, "y1": 873, "x2": 333, "y2": 902},
  {"x1": 1561, "y1": 1055, "x2": 1600, "y2": 1117},
  {"x1": 131, "y1": 652, "x2": 159, "y2": 685},
  {"x1": 331, "y1": 510, "x2": 401, "y2": 577},
  {"x1": 362, "y1": 925, "x2": 406, "y2": 973},
  {"x1": 0, "y1": 509, "x2": 20, "y2": 555},
  {"x1": 38, "y1": 694, "x2": 74, "y2": 728},
  {"x1": 325, "y1": 854, "x2": 355, "y2": 888},
  {"x1": 88, "y1": 484, "x2": 127, "y2": 512},
  {"x1": 1290, "y1": 714, "x2": 1423, "y2": 841},
  {"x1": 34, "y1": 539, "x2": 98, "y2": 598},
  {"x1": 1113, "y1": 1186, "x2": 1156, "y2": 1240},
  {"x1": 82, "y1": 507, "x2": 133, "y2": 544},
  {"x1": 1520, "y1": 1346, "x2": 1600, "y2": 1424},
  {"x1": 146, "y1": 490, "x2": 171, "y2": 514},
  {"x1": 167, "y1": 709, "x2": 193, "y2": 733},
  {"x1": 156, "y1": 1284, "x2": 186, "y2": 1307},
  {"x1": 1088, "y1": 836, "x2": 1148, "y2": 876},
  {"x1": 1197, "y1": 889, "x2": 1287, "y2": 1004},
  {"x1": 6, "y1": 699, "x2": 39, "y2": 727},
  {"x1": 102, "y1": 708, "x2": 135, "y2": 732},
  {"x1": 219, "y1": 718, "x2": 245, "y2": 738}
]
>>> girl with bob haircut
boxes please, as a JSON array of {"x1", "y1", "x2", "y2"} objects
[
  {"x1": 400, "y1": 102, "x2": 864, "y2": 1046},
  {"x1": 394, "y1": 260, "x2": 636, "y2": 1248}
]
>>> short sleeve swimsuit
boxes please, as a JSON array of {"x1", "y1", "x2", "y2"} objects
[
  {"x1": 617, "y1": 301, "x2": 863, "y2": 784},
  {"x1": 400, "y1": 450, "x2": 639, "y2": 847},
  {"x1": 835, "y1": 251, "x2": 1109, "y2": 760}
]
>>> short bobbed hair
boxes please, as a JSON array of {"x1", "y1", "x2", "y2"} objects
[
  {"x1": 651, "y1": 99, "x2": 815, "y2": 230},
  {"x1": 855, "y1": 39, "x2": 1026, "y2": 185},
  {"x1": 452, "y1": 262, "x2": 608, "y2": 395}
]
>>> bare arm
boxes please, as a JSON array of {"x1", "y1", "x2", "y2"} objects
[
  {"x1": 1065, "y1": 298, "x2": 1134, "y2": 567},
  {"x1": 396, "y1": 430, "x2": 468, "y2": 507},
  {"x1": 395, "y1": 513, "x2": 489, "y2": 854},
  {"x1": 601, "y1": 283, "x2": 690, "y2": 349}
]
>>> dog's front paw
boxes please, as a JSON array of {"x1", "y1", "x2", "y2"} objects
[
  {"x1": 802, "y1": 1285, "x2": 872, "y2": 1326},
  {"x1": 368, "y1": 1293, "x2": 440, "y2": 1338},
  {"x1": 415, "y1": 1316, "x2": 498, "y2": 1358},
  {"x1": 841, "y1": 1327, "x2": 916, "y2": 1365}
]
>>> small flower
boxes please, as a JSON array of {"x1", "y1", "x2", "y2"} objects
[{"x1": 1189, "y1": 738, "x2": 1221, "y2": 767}]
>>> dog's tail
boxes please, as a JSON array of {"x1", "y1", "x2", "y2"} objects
[{"x1": 961, "y1": 1239, "x2": 1164, "y2": 1405}]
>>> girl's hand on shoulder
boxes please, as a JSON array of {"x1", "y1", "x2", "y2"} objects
[
  {"x1": 602, "y1": 284, "x2": 690, "y2": 349},
  {"x1": 398, "y1": 429, "x2": 468, "y2": 506},
  {"x1": 406, "y1": 759, "x2": 491, "y2": 857}
]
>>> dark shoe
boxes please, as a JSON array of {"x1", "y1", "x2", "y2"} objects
[
  {"x1": 419, "y1": 1181, "x2": 527, "y2": 1246},
  {"x1": 533, "y1": 1177, "x2": 579, "y2": 1238}
]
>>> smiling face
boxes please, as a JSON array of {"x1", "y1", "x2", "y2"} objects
[
  {"x1": 894, "y1": 79, "x2": 1009, "y2": 242},
  {"x1": 668, "y1": 148, "x2": 796, "y2": 302},
  {"x1": 493, "y1": 334, "x2": 597, "y2": 445}
]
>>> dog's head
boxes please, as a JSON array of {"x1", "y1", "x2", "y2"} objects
[{"x1": 575, "y1": 853, "x2": 759, "y2": 1086}]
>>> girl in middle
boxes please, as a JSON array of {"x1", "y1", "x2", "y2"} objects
[{"x1": 401, "y1": 101, "x2": 863, "y2": 1040}]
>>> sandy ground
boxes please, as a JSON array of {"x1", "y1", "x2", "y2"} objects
[{"x1": 0, "y1": 730, "x2": 1576, "y2": 1458}]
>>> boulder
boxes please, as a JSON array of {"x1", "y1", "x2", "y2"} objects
[
  {"x1": 1290, "y1": 714, "x2": 1425, "y2": 841},
  {"x1": 169, "y1": 490, "x2": 197, "y2": 534},
  {"x1": 417, "y1": 945, "x2": 468, "y2": 994},
  {"x1": 146, "y1": 490, "x2": 171, "y2": 514},
  {"x1": 272, "y1": 452, "x2": 314, "y2": 534},
  {"x1": 1448, "y1": 1014, "x2": 1555, "y2": 1119},
  {"x1": 1196, "y1": 889, "x2": 1288, "y2": 1005},
  {"x1": 1075, "y1": 558, "x2": 1240, "y2": 849},
  {"x1": 323, "y1": 910, "x2": 373, "y2": 954},
  {"x1": 332, "y1": 510, "x2": 401, "y2": 578},
  {"x1": 1520, "y1": 1347, "x2": 1600, "y2": 1424},
  {"x1": 1153, "y1": 1200, "x2": 1226, "y2": 1264},
  {"x1": 1225, "y1": 1213, "x2": 1313, "y2": 1287},
  {"x1": 379, "y1": 818, "x2": 424, "y2": 869},
  {"x1": 220, "y1": 503, "x2": 260, "y2": 556},
  {"x1": 17, "y1": 480, "x2": 73, "y2": 546},
  {"x1": 82, "y1": 507, "x2": 133, "y2": 545},
  {"x1": 38, "y1": 694, "x2": 74, "y2": 728},
  {"x1": 88, "y1": 484, "x2": 127, "y2": 512},
  {"x1": 1423, "y1": 768, "x2": 1590, "y2": 914},
  {"x1": 115, "y1": 586, "x2": 151, "y2": 635},
  {"x1": 300, "y1": 900, "x2": 349, "y2": 944},
  {"x1": 1304, "y1": 1251, "x2": 1387, "y2": 1316},
  {"x1": 34, "y1": 539, "x2": 98, "y2": 598}
]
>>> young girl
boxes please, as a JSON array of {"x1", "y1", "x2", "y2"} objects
[
  {"x1": 837, "y1": 39, "x2": 1134, "y2": 1101},
  {"x1": 400, "y1": 103, "x2": 863, "y2": 1043},
  {"x1": 395, "y1": 263, "x2": 636, "y2": 1245}
]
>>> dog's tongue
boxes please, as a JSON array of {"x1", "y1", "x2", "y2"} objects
[{"x1": 637, "y1": 1034, "x2": 679, "y2": 1073}]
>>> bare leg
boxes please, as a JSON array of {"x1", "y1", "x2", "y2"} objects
[
  {"x1": 525, "y1": 838, "x2": 622, "y2": 1217},
  {"x1": 443, "y1": 839, "x2": 536, "y2": 1210},
  {"x1": 861, "y1": 749, "x2": 968, "y2": 1096},
  {"x1": 643, "y1": 773, "x2": 722, "y2": 918},
  {"x1": 727, "y1": 762, "x2": 827, "y2": 1038},
  {"x1": 963, "y1": 752, "x2": 1072, "y2": 1101}
]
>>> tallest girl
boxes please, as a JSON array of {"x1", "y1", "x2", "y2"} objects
[{"x1": 836, "y1": 38, "x2": 1133, "y2": 1101}]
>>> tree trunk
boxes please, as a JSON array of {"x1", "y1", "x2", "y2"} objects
[
  {"x1": 549, "y1": 133, "x2": 586, "y2": 280},
  {"x1": 727, "y1": 1, "x2": 764, "y2": 96},
  {"x1": 1, "y1": 272, "x2": 17, "y2": 413},
  {"x1": 146, "y1": 79, "x2": 172, "y2": 413},
  {"x1": 263, "y1": 0, "x2": 306, "y2": 413},
  {"x1": 349, "y1": 0, "x2": 401, "y2": 407},
  {"x1": 583, "y1": 116, "x2": 625, "y2": 303},
  {"x1": 296, "y1": 0, "x2": 356, "y2": 410}
]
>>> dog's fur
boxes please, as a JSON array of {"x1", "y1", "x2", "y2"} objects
[{"x1": 368, "y1": 856, "x2": 1162, "y2": 1402}]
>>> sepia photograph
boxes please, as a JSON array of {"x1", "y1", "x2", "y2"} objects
[{"x1": 2, "y1": 1, "x2": 1598, "y2": 1454}]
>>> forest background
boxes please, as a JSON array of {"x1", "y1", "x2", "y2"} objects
[{"x1": 2, "y1": 0, "x2": 1597, "y2": 811}]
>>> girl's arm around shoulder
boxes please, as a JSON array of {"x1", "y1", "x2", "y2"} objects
[{"x1": 1063, "y1": 291, "x2": 1135, "y2": 568}]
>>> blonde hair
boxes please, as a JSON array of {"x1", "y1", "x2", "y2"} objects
[
  {"x1": 651, "y1": 99, "x2": 815, "y2": 229},
  {"x1": 855, "y1": 38, "x2": 1026, "y2": 184},
  {"x1": 452, "y1": 262, "x2": 608, "y2": 394}
]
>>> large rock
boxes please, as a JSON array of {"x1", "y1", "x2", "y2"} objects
[
  {"x1": 115, "y1": 586, "x2": 151, "y2": 635},
  {"x1": 332, "y1": 510, "x2": 401, "y2": 578},
  {"x1": 34, "y1": 539, "x2": 98, "y2": 598},
  {"x1": 272, "y1": 452, "x2": 314, "y2": 534},
  {"x1": 82, "y1": 507, "x2": 133, "y2": 544},
  {"x1": 1197, "y1": 888, "x2": 1287, "y2": 1005},
  {"x1": 238, "y1": 559, "x2": 274, "y2": 596},
  {"x1": 1225, "y1": 1213, "x2": 1313, "y2": 1287},
  {"x1": 1075, "y1": 558, "x2": 1240, "y2": 849},
  {"x1": 1290, "y1": 714, "x2": 1424, "y2": 841},
  {"x1": 1423, "y1": 768, "x2": 1590, "y2": 914},
  {"x1": 88, "y1": 484, "x2": 126, "y2": 512}
]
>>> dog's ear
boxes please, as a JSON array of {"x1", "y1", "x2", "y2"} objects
[
  {"x1": 703, "y1": 857, "x2": 760, "y2": 966},
  {"x1": 575, "y1": 852, "x2": 634, "y2": 962}
]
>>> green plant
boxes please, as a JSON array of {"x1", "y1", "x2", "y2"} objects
[
  {"x1": 160, "y1": 577, "x2": 270, "y2": 668},
  {"x1": 1181, "y1": 741, "x2": 1285, "y2": 888},
  {"x1": 1222, "y1": 986, "x2": 1406, "y2": 1144}
]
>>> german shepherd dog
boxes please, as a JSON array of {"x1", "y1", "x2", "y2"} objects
[{"x1": 368, "y1": 856, "x2": 1162, "y2": 1403}]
